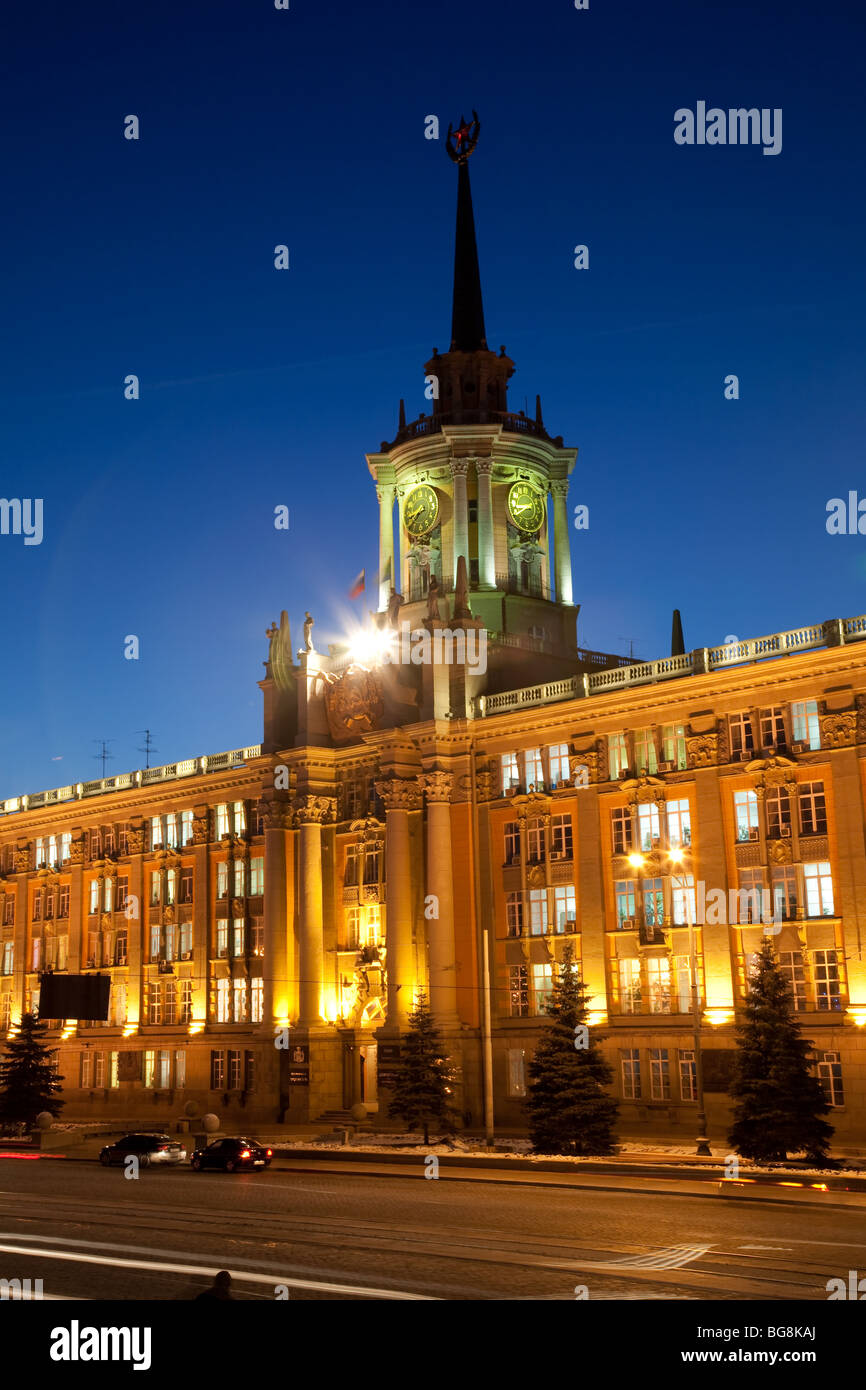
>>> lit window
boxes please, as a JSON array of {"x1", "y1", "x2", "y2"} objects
[
  {"x1": 608, "y1": 733, "x2": 628, "y2": 780},
  {"x1": 646, "y1": 957, "x2": 671, "y2": 1014},
  {"x1": 804, "y1": 862, "x2": 834, "y2": 917},
  {"x1": 661, "y1": 725, "x2": 687, "y2": 771},
  {"x1": 217, "y1": 920, "x2": 228, "y2": 956},
  {"x1": 233, "y1": 861, "x2": 245, "y2": 897},
  {"x1": 666, "y1": 799, "x2": 691, "y2": 848},
  {"x1": 250, "y1": 917, "x2": 264, "y2": 955},
  {"x1": 181, "y1": 810, "x2": 194, "y2": 844},
  {"x1": 765, "y1": 786, "x2": 791, "y2": 838},
  {"x1": 233, "y1": 979, "x2": 247, "y2": 1022},
  {"x1": 250, "y1": 857, "x2": 264, "y2": 896},
  {"x1": 531, "y1": 963, "x2": 554, "y2": 1013},
  {"x1": 210, "y1": 1050, "x2": 225, "y2": 1089},
  {"x1": 548, "y1": 743, "x2": 570, "y2": 787},
  {"x1": 165, "y1": 815, "x2": 178, "y2": 850},
  {"x1": 165, "y1": 870, "x2": 176, "y2": 907},
  {"x1": 528, "y1": 889, "x2": 548, "y2": 936},
  {"x1": 180, "y1": 981, "x2": 193, "y2": 1025},
  {"x1": 251, "y1": 979, "x2": 263, "y2": 1023},
  {"x1": 771, "y1": 867, "x2": 797, "y2": 921},
  {"x1": 671, "y1": 875, "x2": 696, "y2": 926},
  {"x1": 523, "y1": 748, "x2": 544, "y2": 789},
  {"x1": 175, "y1": 1050, "x2": 186, "y2": 1088},
  {"x1": 553, "y1": 884, "x2": 576, "y2": 933},
  {"x1": 215, "y1": 804, "x2": 230, "y2": 839},
  {"x1": 618, "y1": 958, "x2": 642, "y2": 1014},
  {"x1": 149, "y1": 982, "x2": 162, "y2": 1025},
  {"x1": 504, "y1": 821, "x2": 520, "y2": 864},
  {"x1": 642, "y1": 878, "x2": 665, "y2": 929},
  {"x1": 615, "y1": 881, "x2": 636, "y2": 927},
  {"x1": 736, "y1": 870, "x2": 767, "y2": 925},
  {"x1": 217, "y1": 862, "x2": 228, "y2": 899},
  {"x1": 637, "y1": 803, "x2": 660, "y2": 851},
  {"x1": 89, "y1": 880, "x2": 100, "y2": 914},
  {"x1": 634, "y1": 728, "x2": 657, "y2": 775},
  {"x1": 792, "y1": 701, "x2": 821, "y2": 750},
  {"x1": 233, "y1": 802, "x2": 246, "y2": 835},
  {"x1": 734, "y1": 789, "x2": 759, "y2": 841},
  {"x1": 674, "y1": 956, "x2": 693, "y2": 1013},
  {"x1": 500, "y1": 752, "x2": 519, "y2": 794},
  {"x1": 216, "y1": 978, "x2": 230, "y2": 1023},
  {"x1": 228, "y1": 1049, "x2": 242, "y2": 1089},
  {"x1": 232, "y1": 921, "x2": 245, "y2": 957}
]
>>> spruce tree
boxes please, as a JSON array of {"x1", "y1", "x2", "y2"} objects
[
  {"x1": 525, "y1": 943, "x2": 618, "y2": 1155},
  {"x1": 388, "y1": 992, "x2": 455, "y2": 1144},
  {"x1": 0, "y1": 1012, "x2": 65, "y2": 1128},
  {"x1": 728, "y1": 937, "x2": 834, "y2": 1164}
]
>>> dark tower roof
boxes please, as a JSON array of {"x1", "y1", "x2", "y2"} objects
[{"x1": 450, "y1": 158, "x2": 487, "y2": 352}]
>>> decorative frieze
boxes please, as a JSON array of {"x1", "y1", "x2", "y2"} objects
[
  {"x1": 686, "y1": 732, "x2": 718, "y2": 769},
  {"x1": 821, "y1": 712, "x2": 856, "y2": 749}
]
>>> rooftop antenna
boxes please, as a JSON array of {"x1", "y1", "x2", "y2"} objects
[
  {"x1": 136, "y1": 729, "x2": 159, "y2": 770},
  {"x1": 92, "y1": 739, "x2": 114, "y2": 779},
  {"x1": 618, "y1": 636, "x2": 638, "y2": 663}
]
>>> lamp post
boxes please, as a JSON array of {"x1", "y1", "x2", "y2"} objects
[{"x1": 629, "y1": 845, "x2": 711, "y2": 1156}]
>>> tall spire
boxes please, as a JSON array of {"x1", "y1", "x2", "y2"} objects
[{"x1": 447, "y1": 112, "x2": 487, "y2": 352}]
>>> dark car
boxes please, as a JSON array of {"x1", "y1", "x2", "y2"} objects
[
  {"x1": 190, "y1": 1137, "x2": 273, "y2": 1172},
  {"x1": 99, "y1": 1133, "x2": 187, "y2": 1167}
]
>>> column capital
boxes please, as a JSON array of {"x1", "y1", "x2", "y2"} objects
[
  {"x1": 549, "y1": 479, "x2": 570, "y2": 499},
  {"x1": 418, "y1": 770, "x2": 454, "y2": 804},
  {"x1": 293, "y1": 794, "x2": 336, "y2": 825},
  {"x1": 375, "y1": 777, "x2": 422, "y2": 812},
  {"x1": 449, "y1": 458, "x2": 470, "y2": 478},
  {"x1": 260, "y1": 794, "x2": 293, "y2": 830},
  {"x1": 376, "y1": 482, "x2": 396, "y2": 504},
  {"x1": 475, "y1": 457, "x2": 494, "y2": 476}
]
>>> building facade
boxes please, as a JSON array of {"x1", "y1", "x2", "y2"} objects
[{"x1": 2, "y1": 124, "x2": 866, "y2": 1140}]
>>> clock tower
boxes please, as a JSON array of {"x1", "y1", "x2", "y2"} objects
[{"x1": 366, "y1": 113, "x2": 581, "y2": 694}]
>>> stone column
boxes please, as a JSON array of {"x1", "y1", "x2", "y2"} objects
[
  {"x1": 476, "y1": 459, "x2": 495, "y2": 589},
  {"x1": 295, "y1": 796, "x2": 334, "y2": 1025},
  {"x1": 126, "y1": 823, "x2": 144, "y2": 1031},
  {"x1": 450, "y1": 459, "x2": 469, "y2": 582},
  {"x1": 419, "y1": 771, "x2": 459, "y2": 1023},
  {"x1": 376, "y1": 777, "x2": 421, "y2": 1027},
  {"x1": 261, "y1": 795, "x2": 292, "y2": 1028},
  {"x1": 377, "y1": 483, "x2": 395, "y2": 611},
  {"x1": 550, "y1": 480, "x2": 573, "y2": 606}
]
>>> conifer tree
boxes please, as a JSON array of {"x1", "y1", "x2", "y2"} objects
[
  {"x1": 0, "y1": 1012, "x2": 65, "y2": 1128},
  {"x1": 728, "y1": 937, "x2": 834, "y2": 1164},
  {"x1": 525, "y1": 943, "x2": 618, "y2": 1155},
  {"x1": 388, "y1": 992, "x2": 455, "y2": 1144}
]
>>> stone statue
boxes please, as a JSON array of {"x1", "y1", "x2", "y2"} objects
[
  {"x1": 303, "y1": 612, "x2": 314, "y2": 652},
  {"x1": 387, "y1": 587, "x2": 404, "y2": 629},
  {"x1": 427, "y1": 574, "x2": 441, "y2": 621}
]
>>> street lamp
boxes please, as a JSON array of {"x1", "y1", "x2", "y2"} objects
[{"x1": 668, "y1": 846, "x2": 711, "y2": 1155}]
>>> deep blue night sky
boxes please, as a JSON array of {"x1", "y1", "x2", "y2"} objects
[{"x1": 1, "y1": 0, "x2": 864, "y2": 798}]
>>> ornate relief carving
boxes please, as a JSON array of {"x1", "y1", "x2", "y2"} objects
[
  {"x1": 821, "y1": 712, "x2": 856, "y2": 749},
  {"x1": 191, "y1": 813, "x2": 209, "y2": 845},
  {"x1": 475, "y1": 768, "x2": 494, "y2": 801},
  {"x1": 68, "y1": 837, "x2": 86, "y2": 865},
  {"x1": 768, "y1": 839, "x2": 793, "y2": 865},
  {"x1": 418, "y1": 770, "x2": 453, "y2": 804},
  {"x1": 322, "y1": 666, "x2": 385, "y2": 744},
  {"x1": 856, "y1": 694, "x2": 866, "y2": 745},
  {"x1": 622, "y1": 773, "x2": 666, "y2": 808},
  {"x1": 294, "y1": 795, "x2": 337, "y2": 825},
  {"x1": 512, "y1": 791, "x2": 550, "y2": 824},
  {"x1": 686, "y1": 732, "x2": 718, "y2": 769},
  {"x1": 374, "y1": 778, "x2": 422, "y2": 813},
  {"x1": 259, "y1": 796, "x2": 292, "y2": 831},
  {"x1": 572, "y1": 747, "x2": 600, "y2": 785},
  {"x1": 526, "y1": 862, "x2": 546, "y2": 888},
  {"x1": 715, "y1": 718, "x2": 730, "y2": 766},
  {"x1": 348, "y1": 816, "x2": 385, "y2": 843}
]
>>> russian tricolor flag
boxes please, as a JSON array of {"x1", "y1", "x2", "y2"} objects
[{"x1": 348, "y1": 568, "x2": 365, "y2": 599}]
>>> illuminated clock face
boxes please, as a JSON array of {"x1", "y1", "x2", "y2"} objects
[
  {"x1": 507, "y1": 482, "x2": 545, "y2": 534},
  {"x1": 404, "y1": 484, "x2": 440, "y2": 538}
]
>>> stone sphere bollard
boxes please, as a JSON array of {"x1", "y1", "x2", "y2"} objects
[
  {"x1": 202, "y1": 1113, "x2": 220, "y2": 1133},
  {"x1": 183, "y1": 1100, "x2": 198, "y2": 1118},
  {"x1": 350, "y1": 1103, "x2": 368, "y2": 1123},
  {"x1": 35, "y1": 1112, "x2": 54, "y2": 1130}
]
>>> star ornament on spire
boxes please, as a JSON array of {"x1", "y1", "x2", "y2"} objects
[{"x1": 446, "y1": 110, "x2": 481, "y2": 164}]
